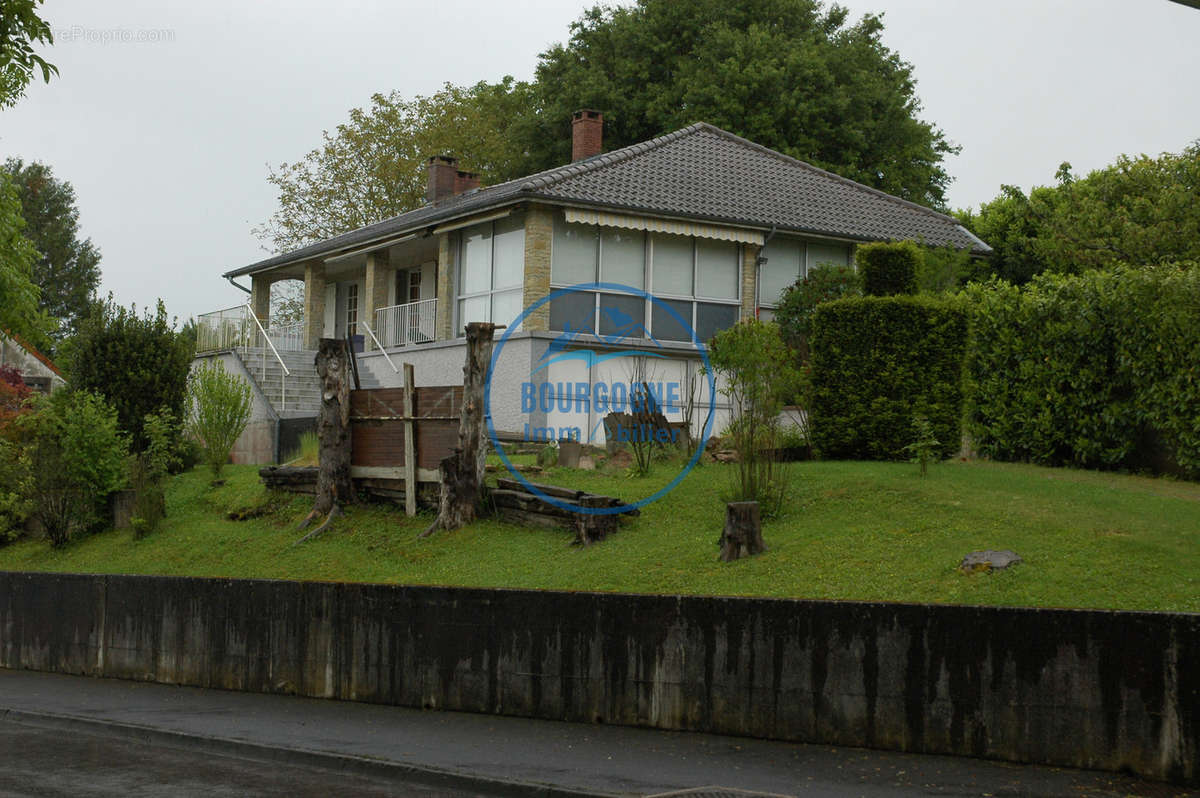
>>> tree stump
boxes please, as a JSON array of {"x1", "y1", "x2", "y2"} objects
[
  {"x1": 718, "y1": 501, "x2": 764, "y2": 562},
  {"x1": 574, "y1": 495, "x2": 618, "y2": 546},
  {"x1": 422, "y1": 321, "x2": 498, "y2": 537},
  {"x1": 296, "y1": 338, "x2": 353, "y2": 541}
]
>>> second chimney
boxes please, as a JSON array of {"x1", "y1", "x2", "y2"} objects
[
  {"x1": 454, "y1": 169, "x2": 480, "y2": 195},
  {"x1": 572, "y1": 109, "x2": 603, "y2": 162},
  {"x1": 426, "y1": 155, "x2": 458, "y2": 204}
]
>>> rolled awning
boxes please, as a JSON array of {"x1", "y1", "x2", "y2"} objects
[{"x1": 564, "y1": 208, "x2": 764, "y2": 246}]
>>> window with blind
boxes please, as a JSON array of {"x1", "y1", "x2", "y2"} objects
[
  {"x1": 455, "y1": 213, "x2": 525, "y2": 334},
  {"x1": 757, "y1": 237, "x2": 851, "y2": 318},
  {"x1": 549, "y1": 214, "x2": 741, "y2": 344}
]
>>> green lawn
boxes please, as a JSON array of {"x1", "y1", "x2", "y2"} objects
[{"x1": 1, "y1": 458, "x2": 1197, "y2": 612}]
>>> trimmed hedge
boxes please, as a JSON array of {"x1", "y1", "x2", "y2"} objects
[
  {"x1": 964, "y1": 264, "x2": 1200, "y2": 477},
  {"x1": 857, "y1": 240, "x2": 920, "y2": 296},
  {"x1": 809, "y1": 295, "x2": 968, "y2": 460}
]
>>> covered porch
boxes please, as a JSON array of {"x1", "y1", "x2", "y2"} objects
[{"x1": 198, "y1": 233, "x2": 444, "y2": 355}]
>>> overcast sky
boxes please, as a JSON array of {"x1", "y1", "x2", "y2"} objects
[{"x1": 2, "y1": 0, "x2": 1197, "y2": 324}]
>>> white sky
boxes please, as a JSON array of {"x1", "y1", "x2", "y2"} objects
[{"x1": 2, "y1": 0, "x2": 1197, "y2": 324}]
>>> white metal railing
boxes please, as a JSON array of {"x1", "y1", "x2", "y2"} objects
[
  {"x1": 359, "y1": 320, "x2": 399, "y2": 373},
  {"x1": 196, "y1": 305, "x2": 250, "y2": 352},
  {"x1": 195, "y1": 306, "x2": 307, "y2": 354},
  {"x1": 374, "y1": 298, "x2": 436, "y2": 349},
  {"x1": 244, "y1": 303, "x2": 291, "y2": 409}
]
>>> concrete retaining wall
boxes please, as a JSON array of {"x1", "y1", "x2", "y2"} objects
[{"x1": 0, "y1": 571, "x2": 1195, "y2": 783}]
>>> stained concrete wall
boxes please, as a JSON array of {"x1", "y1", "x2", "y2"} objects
[{"x1": 0, "y1": 571, "x2": 1196, "y2": 784}]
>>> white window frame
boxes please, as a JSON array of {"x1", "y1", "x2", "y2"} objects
[{"x1": 756, "y1": 237, "x2": 854, "y2": 314}]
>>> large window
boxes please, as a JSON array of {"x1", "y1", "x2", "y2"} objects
[
  {"x1": 456, "y1": 214, "x2": 525, "y2": 334},
  {"x1": 757, "y1": 237, "x2": 851, "y2": 317},
  {"x1": 549, "y1": 214, "x2": 741, "y2": 344}
]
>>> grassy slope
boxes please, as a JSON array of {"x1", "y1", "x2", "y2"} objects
[{"x1": 1, "y1": 459, "x2": 1197, "y2": 612}]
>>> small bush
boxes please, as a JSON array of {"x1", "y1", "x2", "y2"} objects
[
  {"x1": 708, "y1": 320, "x2": 803, "y2": 515},
  {"x1": 809, "y1": 295, "x2": 967, "y2": 461},
  {"x1": 19, "y1": 390, "x2": 129, "y2": 546},
  {"x1": 187, "y1": 360, "x2": 252, "y2": 478},
  {"x1": 904, "y1": 413, "x2": 941, "y2": 477},
  {"x1": 857, "y1": 241, "x2": 920, "y2": 296}
]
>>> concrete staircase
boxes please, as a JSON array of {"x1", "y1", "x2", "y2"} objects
[{"x1": 237, "y1": 348, "x2": 322, "y2": 417}]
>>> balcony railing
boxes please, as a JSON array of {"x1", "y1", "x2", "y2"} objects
[
  {"x1": 374, "y1": 298, "x2": 436, "y2": 348},
  {"x1": 195, "y1": 305, "x2": 307, "y2": 353}
]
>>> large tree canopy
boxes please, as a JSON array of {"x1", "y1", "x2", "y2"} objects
[
  {"x1": 517, "y1": 0, "x2": 958, "y2": 208},
  {"x1": 3, "y1": 159, "x2": 103, "y2": 340},
  {"x1": 258, "y1": 0, "x2": 957, "y2": 252},
  {"x1": 960, "y1": 142, "x2": 1200, "y2": 283},
  {"x1": 256, "y1": 80, "x2": 534, "y2": 253}
]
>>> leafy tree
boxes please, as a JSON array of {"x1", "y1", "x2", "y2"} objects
[
  {"x1": 520, "y1": 0, "x2": 958, "y2": 208},
  {"x1": 255, "y1": 80, "x2": 535, "y2": 252},
  {"x1": 961, "y1": 142, "x2": 1200, "y2": 283},
  {"x1": 0, "y1": 171, "x2": 53, "y2": 349},
  {"x1": 18, "y1": 389, "x2": 128, "y2": 546},
  {"x1": 187, "y1": 359, "x2": 252, "y2": 478},
  {"x1": 64, "y1": 298, "x2": 194, "y2": 452},
  {"x1": 3, "y1": 159, "x2": 103, "y2": 340},
  {"x1": 0, "y1": 0, "x2": 57, "y2": 108}
]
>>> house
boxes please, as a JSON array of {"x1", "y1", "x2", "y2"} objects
[
  {"x1": 197, "y1": 111, "x2": 989, "y2": 462},
  {"x1": 0, "y1": 331, "x2": 67, "y2": 394}
]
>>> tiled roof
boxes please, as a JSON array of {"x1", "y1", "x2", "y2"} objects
[{"x1": 227, "y1": 123, "x2": 988, "y2": 277}]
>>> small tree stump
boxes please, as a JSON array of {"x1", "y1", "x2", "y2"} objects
[
  {"x1": 719, "y1": 501, "x2": 764, "y2": 562},
  {"x1": 574, "y1": 495, "x2": 617, "y2": 546}
]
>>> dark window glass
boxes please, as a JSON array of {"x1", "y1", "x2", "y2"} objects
[
  {"x1": 598, "y1": 293, "x2": 646, "y2": 339},
  {"x1": 695, "y1": 302, "x2": 739, "y2": 343},
  {"x1": 549, "y1": 290, "x2": 596, "y2": 333},
  {"x1": 651, "y1": 298, "x2": 692, "y2": 342}
]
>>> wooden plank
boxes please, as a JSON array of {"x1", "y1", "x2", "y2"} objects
[
  {"x1": 350, "y1": 465, "x2": 441, "y2": 482},
  {"x1": 403, "y1": 362, "x2": 416, "y2": 517}
]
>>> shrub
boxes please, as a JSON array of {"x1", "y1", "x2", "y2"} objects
[
  {"x1": 65, "y1": 297, "x2": 194, "y2": 452},
  {"x1": 809, "y1": 295, "x2": 967, "y2": 460},
  {"x1": 187, "y1": 359, "x2": 252, "y2": 478},
  {"x1": 857, "y1": 240, "x2": 921, "y2": 296},
  {"x1": 774, "y1": 264, "x2": 861, "y2": 354},
  {"x1": 963, "y1": 264, "x2": 1200, "y2": 476},
  {"x1": 19, "y1": 390, "x2": 129, "y2": 546},
  {"x1": 708, "y1": 320, "x2": 803, "y2": 514},
  {"x1": 128, "y1": 408, "x2": 182, "y2": 536}
]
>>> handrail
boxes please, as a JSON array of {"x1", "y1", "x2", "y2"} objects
[
  {"x1": 359, "y1": 319, "x2": 399, "y2": 373},
  {"x1": 244, "y1": 303, "x2": 291, "y2": 378}
]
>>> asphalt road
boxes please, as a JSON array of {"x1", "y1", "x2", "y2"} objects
[{"x1": 0, "y1": 723, "x2": 488, "y2": 798}]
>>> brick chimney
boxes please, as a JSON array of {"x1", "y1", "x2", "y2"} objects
[
  {"x1": 426, "y1": 155, "x2": 458, "y2": 203},
  {"x1": 571, "y1": 109, "x2": 603, "y2": 162},
  {"x1": 454, "y1": 169, "x2": 480, "y2": 195}
]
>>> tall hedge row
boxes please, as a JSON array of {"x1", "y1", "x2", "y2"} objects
[
  {"x1": 809, "y1": 296, "x2": 968, "y2": 460},
  {"x1": 964, "y1": 264, "x2": 1200, "y2": 477}
]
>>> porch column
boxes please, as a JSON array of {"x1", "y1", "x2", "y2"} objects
[
  {"x1": 250, "y1": 273, "x2": 272, "y2": 323},
  {"x1": 740, "y1": 243, "x2": 760, "y2": 321},
  {"x1": 522, "y1": 205, "x2": 553, "y2": 332},
  {"x1": 435, "y1": 232, "x2": 455, "y2": 340},
  {"x1": 363, "y1": 249, "x2": 390, "y2": 350},
  {"x1": 303, "y1": 261, "x2": 326, "y2": 350}
]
